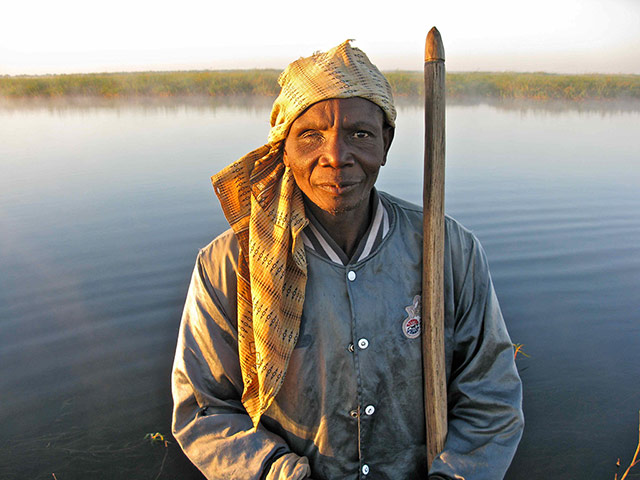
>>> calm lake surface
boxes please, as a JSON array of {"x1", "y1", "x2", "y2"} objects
[{"x1": 1, "y1": 96, "x2": 639, "y2": 479}]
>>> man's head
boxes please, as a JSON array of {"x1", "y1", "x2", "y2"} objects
[
  {"x1": 283, "y1": 97, "x2": 394, "y2": 216},
  {"x1": 271, "y1": 40, "x2": 396, "y2": 217}
]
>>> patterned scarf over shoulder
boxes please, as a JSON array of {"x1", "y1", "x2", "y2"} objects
[{"x1": 211, "y1": 40, "x2": 397, "y2": 427}]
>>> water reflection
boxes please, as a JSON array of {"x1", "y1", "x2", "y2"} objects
[
  {"x1": 0, "y1": 95, "x2": 276, "y2": 115},
  {"x1": 3, "y1": 94, "x2": 640, "y2": 115}
]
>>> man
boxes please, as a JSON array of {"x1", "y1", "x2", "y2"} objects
[{"x1": 172, "y1": 40, "x2": 524, "y2": 480}]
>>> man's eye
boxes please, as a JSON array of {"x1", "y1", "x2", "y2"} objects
[
  {"x1": 353, "y1": 131, "x2": 371, "y2": 139},
  {"x1": 300, "y1": 130, "x2": 322, "y2": 140}
]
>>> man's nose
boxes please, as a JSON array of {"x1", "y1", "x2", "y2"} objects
[{"x1": 318, "y1": 134, "x2": 353, "y2": 168}]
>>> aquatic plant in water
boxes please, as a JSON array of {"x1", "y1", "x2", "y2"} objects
[
  {"x1": 145, "y1": 432, "x2": 171, "y2": 480},
  {"x1": 615, "y1": 412, "x2": 640, "y2": 480}
]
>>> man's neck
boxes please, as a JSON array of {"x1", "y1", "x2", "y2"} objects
[{"x1": 303, "y1": 194, "x2": 374, "y2": 259}]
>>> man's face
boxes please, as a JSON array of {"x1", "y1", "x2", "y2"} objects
[{"x1": 283, "y1": 97, "x2": 394, "y2": 216}]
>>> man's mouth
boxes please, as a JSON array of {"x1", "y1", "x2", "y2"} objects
[{"x1": 316, "y1": 181, "x2": 360, "y2": 195}]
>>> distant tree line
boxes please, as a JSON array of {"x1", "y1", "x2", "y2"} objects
[{"x1": 1, "y1": 70, "x2": 639, "y2": 100}]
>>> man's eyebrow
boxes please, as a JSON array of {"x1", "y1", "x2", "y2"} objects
[
  {"x1": 345, "y1": 119, "x2": 380, "y2": 130},
  {"x1": 291, "y1": 119, "x2": 324, "y2": 130},
  {"x1": 291, "y1": 116, "x2": 382, "y2": 131}
]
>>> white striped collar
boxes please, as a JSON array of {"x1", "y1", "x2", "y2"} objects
[{"x1": 299, "y1": 189, "x2": 391, "y2": 266}]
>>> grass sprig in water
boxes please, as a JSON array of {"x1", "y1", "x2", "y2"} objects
[
  {"x1": 615, "y1": 412, "x2": 640, "y2": 480},
  {"x1": 145, "y1": 432, "x2": 171, "y2": 480},
  {"x1": 513, "y1": 343, "x2": 530, "y2": 360}
]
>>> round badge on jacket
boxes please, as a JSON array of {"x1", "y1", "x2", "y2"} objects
[{"x1": 402, "y1": 295, "x2": 421, "y2": 339}]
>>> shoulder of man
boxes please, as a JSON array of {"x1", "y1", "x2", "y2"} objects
[
  {"x1": 378, "y1": 190, "x2": 422, "y2": 215},
  {"x1": 198, "y1": 228, "x2": 239, "y2": 269},
  {"x1": 195, "y1": 228, "x2": 240, "y2": 297},
  {"x1": 377, "y1": 190, "x2": 478, "y2": 250}
]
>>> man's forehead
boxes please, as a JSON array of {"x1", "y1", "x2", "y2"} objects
[{"x1": 290, "y1": 97, "x2": 385, "y2": 129}]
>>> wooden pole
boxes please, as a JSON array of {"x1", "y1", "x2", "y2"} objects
[{"x1": 422, "y1": 26, "x2": 447, "y2": 470}]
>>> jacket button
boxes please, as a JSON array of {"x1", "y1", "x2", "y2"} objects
[
  {"x1": 364, "y1": 405, "x2": 375, "y2": 415},
  {"x1": 357, "y1": 338, "x2": 369, "y2": 350},
  {"x1": 362, "y1": 464, "x2": 370, "y2": 475},
  {"x1": 347, "y1": 270, "x2": 356, "y2": 281}
]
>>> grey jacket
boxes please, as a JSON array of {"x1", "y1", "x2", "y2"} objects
[{"x1": 171, "y1": 192, "x2": 524, "y2": 480}]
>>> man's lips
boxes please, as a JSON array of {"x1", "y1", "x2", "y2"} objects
[{"x1": 315, "y1": 180, "x2": 361, "y2": 194}]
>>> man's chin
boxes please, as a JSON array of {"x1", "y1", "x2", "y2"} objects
[
  {"x1": 303, "y1": 191, "x2": 370, "y2": 218},
  {"x1": 325, "y1": 206, "x2": 351, "y2": 216},
  {"x1": 322, "y1": 199, "x2": 365, "y2": 217}
]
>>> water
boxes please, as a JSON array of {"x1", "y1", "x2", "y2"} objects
[{"x1": 1, "y1": 96, "x2": 639, "y2": 479}]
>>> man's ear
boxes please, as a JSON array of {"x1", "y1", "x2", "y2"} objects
[
  {"x1": 382, "y1": 125, "x2": 395, "y2": 166},
  {"x1": 282, "y1": 148, "x2": 289, "y2": 167},
  {"x1": 282, "y1": 145, "x2": 290, "y2": 167}
]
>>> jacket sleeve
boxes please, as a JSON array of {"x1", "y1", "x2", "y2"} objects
[
  {"x1": 429, "y1": 222, "x2": 524, "y2": 480},
  {"x1": 171, "y1": 233, "x2": 310, "y2": 480}
]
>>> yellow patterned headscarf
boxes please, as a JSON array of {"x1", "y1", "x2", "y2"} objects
[{"x1": 211, "y1": 40, "x2": 396, "y2": 427}]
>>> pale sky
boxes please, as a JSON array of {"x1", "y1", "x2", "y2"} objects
[{"x1": 1, "y1": 0, "x2": 639, "y2": 76}]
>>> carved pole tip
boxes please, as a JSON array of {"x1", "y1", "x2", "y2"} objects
[{"x1": 425, "y1": 27, "x2": 445, "y2": 62}]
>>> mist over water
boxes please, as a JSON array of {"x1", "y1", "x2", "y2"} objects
[{"x1": 1, "y1": 97, "x2": 639, "y2": 479}]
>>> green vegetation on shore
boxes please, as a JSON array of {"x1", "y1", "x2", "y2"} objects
[
  {"x1": 2, "y1": 70, "x2": 639, "y2": 101},
  {"x1": 0, "y1": 70, "x2": 281, "y2": 98},
  {"x1": 388, "y1": 71, "x2": 640, "y2": 100}
]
